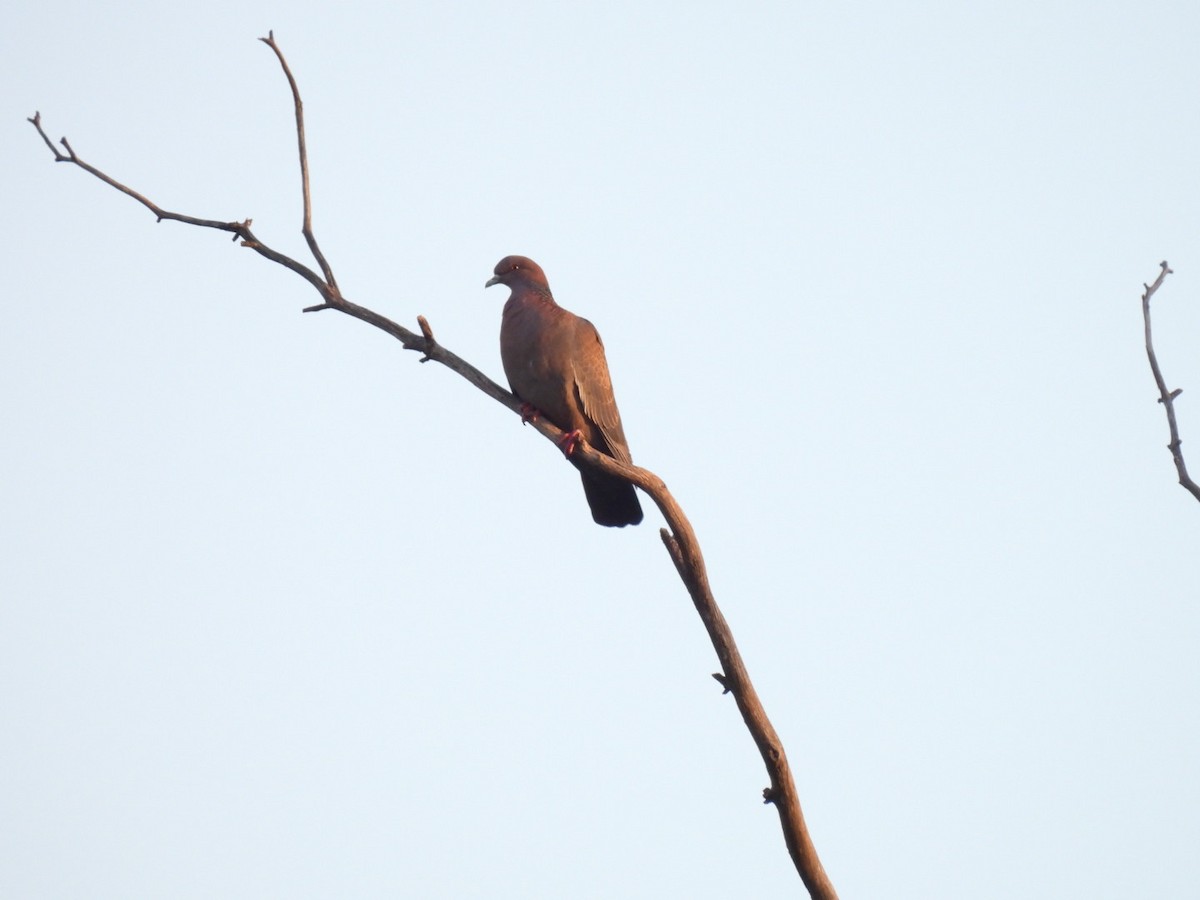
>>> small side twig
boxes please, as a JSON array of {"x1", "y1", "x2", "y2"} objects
[
  {"x1": 417, "y1": 316, "x2": 437, "y2": 362},
  {"x1": 1141, "y1": 261, "x2": 1200, "y2": 503}
]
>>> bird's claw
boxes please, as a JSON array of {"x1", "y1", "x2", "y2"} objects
[
  {"x1": 518, "y1": 402, "x2": 541, "y2": 425},
  {"x1": 558, "y1": 429, "x2": 584, "y2": 457}
]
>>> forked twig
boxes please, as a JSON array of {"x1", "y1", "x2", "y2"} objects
[
  {"x1": 1141, "y1": 261, "x2": 1200, "y2": 503},
  {"x1": 29, "y1": 34, "x2": 838, "y2": 900}
]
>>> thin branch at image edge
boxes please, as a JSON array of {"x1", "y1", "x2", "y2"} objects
[{"x1": 1141, "y1": 261, "x2": 1200, "y2": 503}]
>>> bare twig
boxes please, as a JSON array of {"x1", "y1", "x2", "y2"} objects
[
  {"x1": 26, "y1": 111, "x2": 335, "y2": 302},
  {"x1": 29, "y1": 35, "x2": 837, "y2": 900},
  {"x1": 417, "y1": 316, "x2": 437, "y2": 363},
  {"x1": 1141, "y1": 261, "x2": 1200, "y2": 503},
  {"x1": 260, "y1": 31, "x2": 339, "y2": 294}
]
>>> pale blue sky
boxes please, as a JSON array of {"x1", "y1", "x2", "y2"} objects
[{"x1": 4, "y1": 2, "x2": 1200, "y2": 898}]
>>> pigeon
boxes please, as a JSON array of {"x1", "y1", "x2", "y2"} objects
[{"x1": 486, "y1": 255, "x2": 644, "y2": 527}]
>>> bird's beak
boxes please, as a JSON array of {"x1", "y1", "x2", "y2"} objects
[{"x1": 485, "y1": 275, "x2": 500, "y2": 288}]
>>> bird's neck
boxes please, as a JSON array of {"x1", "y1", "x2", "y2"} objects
[{"x1": 506, "y1": 286, "x2": 556, "y2": 311}]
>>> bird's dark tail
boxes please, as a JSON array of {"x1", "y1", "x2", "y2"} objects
[{"x1": 580, "y1": 471, "x2": 643, "y2": 527}]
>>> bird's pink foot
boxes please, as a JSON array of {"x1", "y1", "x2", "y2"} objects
[
  {"x1": 518, "y1": 402, "x2": 541, "y2": 424},
  {"x1": 558, "y1": 429, "x2": 584, "y2": 457}
]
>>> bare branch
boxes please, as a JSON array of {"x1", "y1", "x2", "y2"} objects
[
  {"x1": 260, "y1": 31, "x2": 339, "y2": 294},
  {"x1": 27, "y1": 112, "x2": 65, "y2": 159},
  {"x1": 29, "y1": 34, "x2": 837, "y2": 899},
  {"x1": 27, "y1": 112, "x2": 336, "y2": 304},
  {"x1": 1141, "y1": 261, "x2": 1200, "y2": 503}
]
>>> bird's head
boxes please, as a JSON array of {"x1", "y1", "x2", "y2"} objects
[{"x1": 485, "y1": 255, "x2": 550, "y2": 292}]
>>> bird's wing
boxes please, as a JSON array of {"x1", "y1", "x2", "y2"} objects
[{"x1": 570, "y1": 317, "x2": 633, "y2": 463}]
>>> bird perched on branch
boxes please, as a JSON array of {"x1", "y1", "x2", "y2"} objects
[{"x1": 486, "y1": 255, "x2": 644, "y2": 527}]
